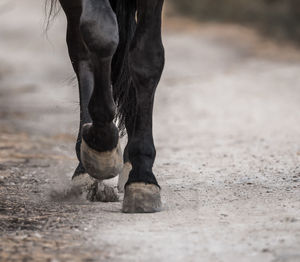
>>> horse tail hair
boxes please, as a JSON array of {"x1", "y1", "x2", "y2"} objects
[
  {"x1": 45, "y1": 0, "x2": 59, "y2": 31},
  {"x1": 111, "y1": 0, "x2": 137, "y2": 136}
]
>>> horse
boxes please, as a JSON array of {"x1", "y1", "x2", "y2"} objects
[{"x1": 47, "y1": 0, "x2": 165, "y2": 213}]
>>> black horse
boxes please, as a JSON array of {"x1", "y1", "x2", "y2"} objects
[{"x1": 48, "y1": 0, "x2": 165, "y2": 213}]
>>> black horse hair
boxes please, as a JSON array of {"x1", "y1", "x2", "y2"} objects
[{"x1": 46, "y1": 0, "x2": 137, "y2": 136}]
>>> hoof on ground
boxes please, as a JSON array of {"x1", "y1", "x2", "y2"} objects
[
  {"x1": 80, "y1": 136, "x2": 123, "y2": 180},
  {"x1": 122, "y1": 183, "x2": 162, "y2": 213},
  {"x1": 117, "y1": 162, "x2": 132, "y2": 193},
  {"x1": 72, "y1": 173, "x2": 119, "y2": 202}
]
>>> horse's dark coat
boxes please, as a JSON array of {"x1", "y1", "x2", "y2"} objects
[{"x1": 53, "y1": 0, "x2": 165, "y2": 188}]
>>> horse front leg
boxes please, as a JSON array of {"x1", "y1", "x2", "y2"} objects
[
  {"x1": 122, "y1": 0, "x2": 165, "y2": 213},
  {"x1": 79, "y1": 0, "x2": 123, "y2": 181},
  {"x1": 57, "y1": 0, "x2": 120, "y2": 202}
]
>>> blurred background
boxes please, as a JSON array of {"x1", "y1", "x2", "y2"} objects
[{"x1": 169, "y1": 0, "x2": 300, "y2": 41}]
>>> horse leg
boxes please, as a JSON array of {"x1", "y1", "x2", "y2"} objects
[
  {"x1": 79, "y1": 0, "x2": 123, "y2": 180},
  {"x1": 59, "y1": 0, "x2": 93, "y2": 178},
  {"x1": 59, "y1": 0, "x2": 119, "y2": 202},
  {"x1": 122, "y1": 0, "x2": 165, "y2": 213},
  {"x1": 118, "y1": 116, "x2": 133, "y2": 193}
]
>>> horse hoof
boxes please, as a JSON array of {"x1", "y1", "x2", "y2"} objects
[
  {"x1": 80, "y1": 138, "x2": 123, "y2": 180},
  {"x1": 117, "y1": 162, "x2": 132, "y2": 193},
  {"x1": 87, "y1": 180, "x2": 119, "y2": 202},
  {"x1": 122, "y1": 183, "x2": 162, "y2": 213},
  {"x1": 72, "y1": 172, "x2": 95, "y2": 191},
  {"x1": 50, "y1": 173, "x2": 95, "y2": 201},
  {"x1": 72, "y1": 173, "x2": 119, "y2": 202}
]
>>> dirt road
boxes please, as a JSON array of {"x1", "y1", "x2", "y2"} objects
[{"x1": 1, "y1": 1, "x2": 300, "y2": 261}]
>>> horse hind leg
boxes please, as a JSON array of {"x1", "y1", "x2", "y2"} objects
[
  {"x1": 117, "y1": 135, "x2": 132, "y2": 193},
  {"x1": 59, "y1": 1, "x2": 93, "y2": 179}
]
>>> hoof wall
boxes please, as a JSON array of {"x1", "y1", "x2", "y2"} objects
[
  {"x1": 80, "y1": 138, "x2": 123, "y2": 180},
  {"x1": 122, "y1": 183, "x2": 162, "y2": 213}
]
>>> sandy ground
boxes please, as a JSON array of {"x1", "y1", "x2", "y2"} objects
[{"x1": 1, "y1": 0, "x2": 300, "y2": 261}]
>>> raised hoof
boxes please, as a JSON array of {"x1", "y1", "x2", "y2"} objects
[
  {"x1": 122, "y1": 183, "x2": 162, "y2": 213},
  {"x1": 117, "y1": 162, "x2": 132, "y2": 193},
  {"x1": 72, "y1": 173, "x2": 119, "y2": 202},
  {"x1": 80, "y1": 138, "x2": 123, "y2": 180}
]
